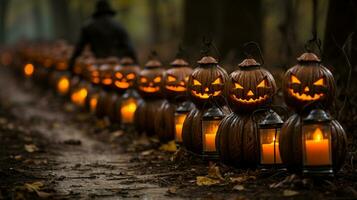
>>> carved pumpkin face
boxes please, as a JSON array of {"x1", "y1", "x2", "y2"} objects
[
  {"x1": 113, "y1": 57, "x2": 140, "y2": 93},
  {"x1": 283, "y1": 53, "x2": 335, "y2": 111},
  {"x1": 137, "y1": 59, "x2": 164, "y2": 99},
  {"x1": 99, "y1": 64, "x2": 114, "y2": 87},
  {"x1": 187, "y1": 56, "x2": 228, "y2": 108},
  {"x1": 163, "y1": 59, "x2": 192, "y2": 101},
  {"x1": 228, "y1": 59, "x2": 276, "y2": 113}
]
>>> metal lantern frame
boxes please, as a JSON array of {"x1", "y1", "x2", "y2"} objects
[
  {"x1": 174, "y1": 101, "x2": 194, "y2": 146},
  {"x1": 302, "y1": 108, "x2": 333, "y2": 175}
]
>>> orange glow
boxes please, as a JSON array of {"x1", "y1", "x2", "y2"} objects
[
  {"x1": 89, "y1": 94, "x2": 98, "y2": 113},
  {"x1": 291, "y1": 75, "x2": 301, "y2": 84},
  {"x1": 166, "y1": 85, "x2": 186, "y2": 92},
  {"x1": 193, "y1": 79, "x2": 202, "y2": 86},
  {"x1": 139, "y1": 86, "x2": 160, "y2": 93},
  {"x1": 167, "y1": 75, "x2": 177, "y2": 82},
  {"x1": 57, "y1": 77, "x2": 70, "y2": 95},
  {"x1": 260, "y1": 129, "x2": 282, "y2": 164},
  {"x1": 175, "y1": 113, "x2": 187, "y2": 143},
  {"x1": 202, "y1": 120, "x2": 220, "y2": 152},
  {"x1": 212, "y1": 78, "x2": 222, "y2": 85},
  {"x1": 231, "y1": 94, "x2": 268, "y2": 104},
  {"x1": 313, "y1": 78, "x2": 324, "y2": 86},
  {"x1": 114, "y1": 80, "x2": 130, "y2": 89},
  {"x1": 305, "y1": 127, "x2": 330, "y2": 165},
  {"x1": 71, "y1": 88, "x2": 88, "y2": 106},
  {"x1": 57, "y1": 62, "x2": 68, "y2": 70},
  {"x1": 102, "y1": 78, "x2": 113, "y2": 85},
  {"x1": 24, "y1": 63, "x2": 34, "y2": 77},
  {"x1": 235, "y1": 83, "x2": 244, "y2": 89},
  {"x1": 191, "y1": 90, "x2": 221, "y2": 99},
  {"x1": 257, "y1": 80, "x2": 266, "y2": 88},
  {"x1": 121, "y1": 98, "x2": 138, "y2": 123},
  {"x1": 289, "y1": 89, "x2": 323, "y2": 101}
]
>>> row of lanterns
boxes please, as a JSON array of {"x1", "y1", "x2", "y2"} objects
[{"x1": 15, "y1": 41, "x2": 347, "y2": 175}]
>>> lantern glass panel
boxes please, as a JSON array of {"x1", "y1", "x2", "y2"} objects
[
  {"x1": 302, "y1": 124, "x2": 332, "y2": 166},
  {"x1": 120, "y1": 98, "x2": 138, "y2": 124},
  {"x1": 260, "y1": 128, "x2": 282, "y2": 165},
  {"x1": 174, "y1": 113, "x2": 187, "y2": 143},
  {"x1": 57, "y1": 76, "x2": 70, "y2": 95},
  {"x1": 202, "y1": 119, "x2": 220, "y2": 153}
]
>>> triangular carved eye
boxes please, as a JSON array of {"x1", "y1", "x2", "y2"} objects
[
  {"x1": 140, "y1": 77, "x2": 148, "y2": 83},
  {"x1": 212, "y1": 78, "x2": 222, "y2": 85},
  {"x1": 235, "y1": 83, "x2": 244, "y2": 89},
  {"x1": 193, "y1": 79, "x2": 202, "y2": 86},
  {"x1": 115, "y1": 72, "x2": 123, "y2": 79},
  {"x1": 291, "y1": 75, "x2": 301, "y2": 84},
  {"x1": 184, "y1": 76, "x2": 189, "y2": 82},
  {"x1": 257, "y1": 80, "x2": 266, "y2": 88},
  {"x1": 126, "y1": 73, "x2": 135, "y2": 80},
  {"x1": 153, "y1": 76, "x2": 161, "y2": 83},
  {"x1": 313, "y1": 78, "x2": 324, "y2": 86},
  {"x1": 167, "y1": 75, "x2": 177, "y2": 82}
]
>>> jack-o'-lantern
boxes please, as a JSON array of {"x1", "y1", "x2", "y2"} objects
[
  {"x1": 137, "y1": 58, "x2": 164, "y2": 99},
  {"x1": 155, "y1": 58, "x2": 193, "y2": 142},
  {"x1": 163, "y1": 58, "x2": 192, "y2": 102},
  {"x1": 96, "y1": 57, "x2": 119, "y2": 119},
  {"x1": 113, "y1": 57, "x2": 140, "y2": 93},
  {"x1": 187, "y1": 56, "x2": 228, "y2": 108},
  {"x1": 283, "y1": 53, "x2": 336, "y2": 112},
  {"x1": 135, "y1": 55, "x2": 165, "y2": 136},
  {"x1": 228, "y1": 59, "x2": 277, "y2": 113}
]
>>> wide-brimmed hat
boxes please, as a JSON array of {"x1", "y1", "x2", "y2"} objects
[{"x1": 92, "y1": 0, "x2": 116, "y2": 18}]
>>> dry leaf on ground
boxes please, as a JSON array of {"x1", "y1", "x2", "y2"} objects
[
  {"x1": 196, "y1": 176, "x2": 220, "y2": 186},
  {"x1": 24, "y1": 144, "x2": 39, "y2": 153},
  {"x1": 159, "y1": 141, "x2": 177, "y2": 152},
  {"x1": 207, "y1": 164, "x2": 224, "y2": 181},
  {"x1": 230, "y1": 175, "x2": 256, "y2": 183},
  {"x1": 283, "y1": 189, "x2": 299, "y2": 197},
  {"x1": 233, "y1": 184, "x2": 245, "y2": 191}
]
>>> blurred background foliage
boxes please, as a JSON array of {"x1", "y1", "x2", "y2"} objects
[{"x1": 0, "y1": 0, "x2": 356, "y2": 75}]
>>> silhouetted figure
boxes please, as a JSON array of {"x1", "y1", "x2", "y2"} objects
[{"x1": 69, "y1": 0, "x2": 136, "y2": 71}]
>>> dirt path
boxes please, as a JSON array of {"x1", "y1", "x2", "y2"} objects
[{"x1": 0, "y1": 69, "x2": 171, "y2": 199}]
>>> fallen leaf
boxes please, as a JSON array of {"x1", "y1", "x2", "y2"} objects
[
  {"x1": 14, "y1": 155, "x2": 23, "y2": 160},
  {"x1": 24, "y1": 144, "x2": 39, "y2": 153},
  {"x1": 196, "y1": 176, "x2": 220, "y2": 186},
  {"x1": 233, "y1": 184, "x2": 245, "y2": 191},
  {"x1": 207, "y1": 164, "x2": 224, "y2": 180},
  {"x1": 159, "y1": 141, "x2": 177, "y2": 152},
  {"x1": 167, "y1": 186, "x2": 177, "y2": 194},
  {"x1": 141, "y1": 150, "x2": 154, "y2": 156},
  {"x1": 25, "y1": 181, "x2": 44, "y2": 192},
  {"x1": 36, "y1": 191, "x2": 52, "y2": 198},
  {"x1": 230, "y1": 175, "x2": 256, "y2": 183},
  {"x1": 109, "y1": 130, "x2": 124, "y2": 142},
  {"x1": 283, "y1": 189, "x2": 299, "y2": 197}
]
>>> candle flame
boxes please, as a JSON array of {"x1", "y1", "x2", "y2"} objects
[
  {"x1": 312, "y1": 128, "x2": 323, "y2": 141},
  {"x1": 24, "y1": 63, "x2": 34, "y2": 76},
  {"x1": 71, "y1": 88, "x2": 88, "y2": 106}
]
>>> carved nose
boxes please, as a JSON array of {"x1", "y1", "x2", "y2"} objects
[
  {"x1": 205, "y1": 87, "x2": 209, "y2": 92},
  {"x1": 304, "y1": 86, "x2": 310, "y2": 92},
  {"x1": 179, "y1": 81, "x2": 185, "y2": 86},
  {"x1": 247, "y1": 90, "x2": 254, "y2": 96},
  {"x1": 149, "y1": 82, "x2": 153, "y2": 86}
]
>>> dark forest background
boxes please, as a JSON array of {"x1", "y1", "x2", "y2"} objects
[{"x1": 0, "y1": 0, "x2": 356, "y2": 97}]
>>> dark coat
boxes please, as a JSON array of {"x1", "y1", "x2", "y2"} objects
[{"x1": 69, "y1": 14, "x2": 136, "y2": 71}]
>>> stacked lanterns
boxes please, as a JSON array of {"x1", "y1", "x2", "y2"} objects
[
  {"x1": 216, "y1": 58, "x2": 277, "y2": 167},
  {"x1": 155, "y1": 55, "x2": 193, "y2": 143},
  {"x1": 182, "y1": 55, "x2": 229, "y2": 157},
  {"x1": 280, "y1": 52, "x2": 347, "y2": 174},
  {"x1": 134, "y1": 54, "x2": 164, "y2": 136},
  {"x1": 112, "y1": 57, "x2": 141, "y2": 127}
]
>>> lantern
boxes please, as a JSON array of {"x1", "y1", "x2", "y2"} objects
[
  {"x1": 89, "y1": 93, "x2": 99, "y2": 113},
  {"x1": 71, "y1": 87, "x2": 88, "y2": 107},
  {"x1": 23, "y1": 63, "x2": 35, "y2": 77},
  {"x1": 120, "y1": 89, "x2": 141, "y2": 126},
  {"x1": 302, "y1": 109, "x2": 333, "y2": 174},
  {"x1": 258, "y1": 110, "x2": 283, "y2": 167},
  {"x1": 201, "y1": 105, "x2": 224, "y2": 159},
  {"x1": 174, "y1": 101, "x2": 194, "y2": 145},
  {"x1": 57, "y1": 76, "x2": 70, "y2": 95}
]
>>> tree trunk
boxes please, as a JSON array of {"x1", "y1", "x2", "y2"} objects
[
  {"x1": 0, "y1": 0, "x2": 10, "y2": 44},
  {"x1": 49, "y1": 0, "x2": 73, "y2": 41}
]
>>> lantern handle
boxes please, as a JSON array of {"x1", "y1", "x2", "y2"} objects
[
  {"x1": 242, "y1": 41, "x2": 265, "y2": 66},
  {"x1": 251, "y1": 108, "x2": 269, "y2": 124},
  {"x1": 201, "y1": 36, "x2": 221, "y2": 61}
]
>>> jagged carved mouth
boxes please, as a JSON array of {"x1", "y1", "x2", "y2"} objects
[
  {"x1": 115, "y1": 81, "x2": 130, "y2": 89},
  {"x1": 191, "y1": 90, "x2": 221, "y2": 99},
  {"x1": 166, "y1": 85, "x2": 186, "y2": 92},
  {"x1": 289, "y1": 89, "x2": 323, "y2": 101},
  {"x1": 231, "y1": 94, "x2": 268, "y2": 104},
  {"x1": 139, "y1": 86, "x2": 160, "y2": 93}
]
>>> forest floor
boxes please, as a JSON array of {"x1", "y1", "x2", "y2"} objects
[{"x1": 1, "y1": 67, "x2": 357, "y2": 200}]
